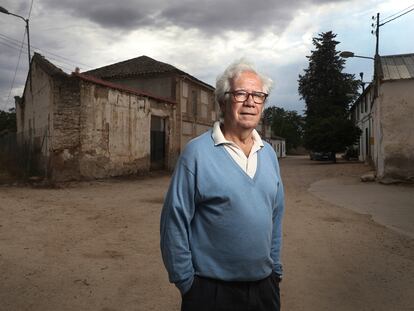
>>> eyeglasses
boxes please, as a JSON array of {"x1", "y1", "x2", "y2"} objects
[{"x1": 225, "y1": 90, "x2": 268, "y2": 104}]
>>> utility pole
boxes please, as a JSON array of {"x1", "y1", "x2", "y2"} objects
[
  {"x1": 373, "y1": 12, "x2": 380, "y2": 98},
  {"x1": 0, "y1": 6, "x2": 31, "y2": 65}
]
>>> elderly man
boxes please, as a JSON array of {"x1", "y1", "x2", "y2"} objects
[{"x1": 160, "y1": 59, "x2": 285, "y2": 311}]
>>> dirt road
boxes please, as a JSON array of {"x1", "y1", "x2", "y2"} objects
[{"x1": 0, "y1": 156, "x2": 413, "y2": 311}]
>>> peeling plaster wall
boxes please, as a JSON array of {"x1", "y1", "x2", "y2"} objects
[
  {"x1": 16, "y1": 61, "x2": 54, "y2": 175},
  {"x1": 17, "y1": 62, "x2": 52, "y2": 137},
  {"x1": 376, "y1": 80, "x2": 414, "y2": 182},
  {"x1": 99, "y1": 74, "x2": 217, "y2": 164},
  {"x1": 78, "y1": 82, "x2": 152, "y2": 179}
]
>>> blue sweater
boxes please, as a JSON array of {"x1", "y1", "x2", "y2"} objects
[{"x1": 160, "y1": 130, "x2": 285, "y2": 294}]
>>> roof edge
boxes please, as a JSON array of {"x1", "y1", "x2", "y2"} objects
[{"x1": 380, "y1": 52, "x2": 414, "y2": 58}]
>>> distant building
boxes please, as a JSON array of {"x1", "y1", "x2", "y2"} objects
[
  {"x1": 15, "y1": 53, "x2": 176, "y2": 181},
  {"x1": 256, "y1": 121, "x2": 286, "y2": 158},
  {"x1": 351, "y1": 53, "x2": 414, "y2": 182}
]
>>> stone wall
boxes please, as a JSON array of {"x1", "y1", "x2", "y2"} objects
[{"x1": 50, "y1": 75, "x2": 81, "y2": 181}]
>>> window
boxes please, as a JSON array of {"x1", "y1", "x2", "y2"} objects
[
  {"x1": 181, "y1": 82, "x2": 188, "y2": 113},
  {"x1": 200, "y1": 90, "x2": 208, "y2": 119},
  {"x1": 191, "y1": 89, "x2": 198, "y2": 116}
]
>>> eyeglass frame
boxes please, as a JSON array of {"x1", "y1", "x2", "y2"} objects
[{"x1": 225, "y1": 90, "x2": 268, "y2": 104}]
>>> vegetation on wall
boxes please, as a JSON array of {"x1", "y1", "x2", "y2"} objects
[{"x1": 0, "y1": 108, "x2": 17, "y2": 134}]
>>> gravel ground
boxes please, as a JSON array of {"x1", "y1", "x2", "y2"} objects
[{"x1": 0, "y1": 156, "x2": 413, "y2": 311}]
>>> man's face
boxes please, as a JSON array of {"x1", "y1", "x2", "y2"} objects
[{"x1": 223, "y1": 71, "x2": 265, "y2": 132}]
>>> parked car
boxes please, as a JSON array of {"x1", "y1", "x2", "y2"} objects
[
  {"x1": 342, "y1": 146, "x2": 359, "y2": 161},
  {"x1": 309, "y1": 151, "x2": 335, "y2": 161}
]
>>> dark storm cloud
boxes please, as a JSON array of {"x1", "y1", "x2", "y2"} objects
[
  {"x1": 41, "y1": 0, "x2": 349, "y2": 33},
  {"x1": 159, "y1": 0, "x2": 297, "y2": 33},
  {"x1": 41, "y1": 0, "x2": 162, "y2": 30}
]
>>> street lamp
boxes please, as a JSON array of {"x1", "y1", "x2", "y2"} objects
[
  {"x1": 339, "y1": 51, "x2": 374, "y2": 60},
  {"x1": 0, "y1": 6, "x2": 31, "y2": 65},
  {"x1": 340, "y1": 50, "x2": 378, "y2": 99}
]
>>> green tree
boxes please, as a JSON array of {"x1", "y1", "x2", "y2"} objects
[
  {"x1": 263, "y1": 106, "x2": 304, "y2": 151},
  {"x1": 0, "y1": 108, "x2": 17, "y2": 134},
  {"x1": 298, "y1": 31, "x2": 361, "y2": 162}
]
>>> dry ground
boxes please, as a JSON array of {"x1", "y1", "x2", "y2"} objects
[{"x1": 0, "y1": 156, "x2": 413, "y2": 311}]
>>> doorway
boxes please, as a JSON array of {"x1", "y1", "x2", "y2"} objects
[{"x1": 150, "y1": 116, "x2": 166, "y2": 170}]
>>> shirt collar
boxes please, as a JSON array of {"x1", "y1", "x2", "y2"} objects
[{"x1": 211, "y1": 121, "x2": 264, "y2": 148}]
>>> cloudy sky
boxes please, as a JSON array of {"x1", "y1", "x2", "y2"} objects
[{"x1": 1, "y1": 0, "x2": 413, "y2": 113}]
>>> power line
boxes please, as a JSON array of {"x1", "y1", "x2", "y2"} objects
[
  {"x1": 0, "y1": 39, "x2": 74, "y2": 72},
  {"x1": 0, "y1": 38, "x2": 23, "y2": 50},
  {"x1": 0, "y1": 33, "x2": 93, "y2": 69},
  {"x1": 5, "y1": 30, "x2": 26, "y2": 110},
  {"x1": 380, "y1": 7, "x2": 414, "y2": 26},
  {"x1": 380, "y1": 3, "x2": 414, "y2": 23},
  {"x1": 379, "y1": 8, "x2": 414, "y2": 26},
  {"x1": 28, "y1": 0, "x2": 35, "y2": 19}
]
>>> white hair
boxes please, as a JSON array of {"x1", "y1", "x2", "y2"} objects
[{"x1": 215, "y1": 58, "x2": 273, "y2": 107}]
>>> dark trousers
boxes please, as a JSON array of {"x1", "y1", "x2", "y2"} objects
[{"x1": 181, "y1": 272, "x2": 280, "y2": 311}]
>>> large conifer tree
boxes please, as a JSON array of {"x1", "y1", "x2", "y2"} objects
[{"x1": 298, "y1": 31, "x2": 361, "y2": 161}]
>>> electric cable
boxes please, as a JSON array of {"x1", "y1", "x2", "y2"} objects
[
  {"x1": 0, "y1": 33, "x2": 93, "y2": 69},
  {"x1": 379, "y1": 7, "x2": 414, "y2": 26},
  {"x1": 380, "y1": 3, "x2": 414, "y2": 23},
  {"x1": 4, "y1": 31, "x2": 25, "y2": 111}
]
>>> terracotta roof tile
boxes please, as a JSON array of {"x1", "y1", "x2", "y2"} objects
[
  {"x1": 85, "y1": 55, "x2": 179, "y2": 78},
  {"x1": 85, "y1": 55, "x2": 214, "y2": 90}
]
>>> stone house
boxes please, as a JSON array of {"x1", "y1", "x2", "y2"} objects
[
  {"x1": 15, "y1": 53, "x2": 176, "y2": 181},
  {"x1": 351, "y1": 53, "x2": 414, "y2": 182},
  {"x1": 350, "y1": 82, "x2": 374, "y2": 163},
  {"x1": 256, "y1": 121, "x2": 286, "y2": 158},
  {"x1": 85, "y1": 55, "x2": 218, "y2": 155}
]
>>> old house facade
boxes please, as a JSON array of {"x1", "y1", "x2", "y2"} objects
[
  {"x1": 350, "y1": 83, "x2": 374, "y2": 163},
  {"x1": 351, "y1": 53, "x2": 414, "y2": 182},
  {"x1": 256, "y1": 121, "x2": 286, "y2": 158},
  {"x1": 85, "y1": 56, "x2": 218, "y2": 155},
  {"x1": 15, "y1": 53, "x2": 176, "y2": 181}
]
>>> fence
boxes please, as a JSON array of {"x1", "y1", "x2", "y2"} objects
[{"x1": 0, "y1": 127, "x2": 49, "y2": 180}]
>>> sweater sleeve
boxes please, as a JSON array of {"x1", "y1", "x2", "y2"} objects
[
  {"x1": 271, "y1": 157, "x2": 285, "y2": 277},
  {"x1": 160, "y1": 158, "x2": 196, "y2": 295}
]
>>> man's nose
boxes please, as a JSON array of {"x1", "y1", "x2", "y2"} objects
[{"x1": 244, "y1": 94, "x2": 256, "y2": 106}]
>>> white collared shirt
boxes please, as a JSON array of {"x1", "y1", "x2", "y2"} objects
[{"x1": 211, "y1": 121, "x2": 264, "y2": 178}]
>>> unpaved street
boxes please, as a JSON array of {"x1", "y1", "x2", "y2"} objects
[{"x1": 0, "y1": 156, "x2": 413, "y2": 311}]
